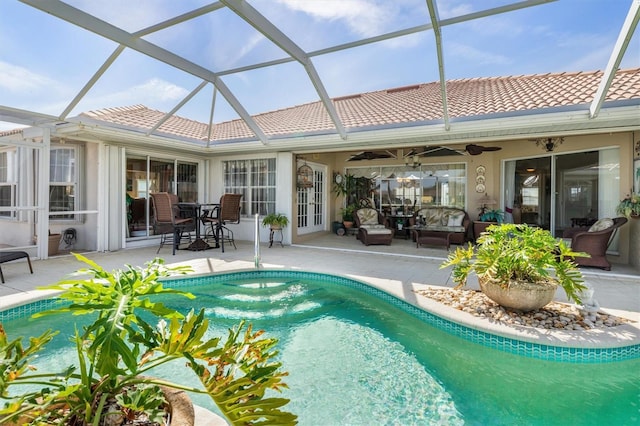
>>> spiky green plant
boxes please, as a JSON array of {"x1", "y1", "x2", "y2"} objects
[
  {"x1": 0, "y1": 253, "x2": 297, "y2": 425},
  {"x1": 441, "y1": 223, "x2": 588, "y2": 305}
]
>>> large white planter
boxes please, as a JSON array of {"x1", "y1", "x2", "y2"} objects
[{"x1": 478, "y1": 275, "x2": 557, "y2": 312}]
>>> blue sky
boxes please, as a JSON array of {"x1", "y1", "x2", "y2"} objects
[{"x1": 1, "y1": 0, "x2": 638, "y2": 131}]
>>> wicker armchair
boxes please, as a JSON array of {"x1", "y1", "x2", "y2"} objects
[
  {"x1": 562, "y1": 217, "x2": 628, "y2": 270},
  {"x1": 353, "y1": 207, "x2": 393, "y2": 246}
]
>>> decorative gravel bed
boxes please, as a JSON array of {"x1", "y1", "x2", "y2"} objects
[{"x1": 415, "y1": 288, "x2": 631, "y2": 331}]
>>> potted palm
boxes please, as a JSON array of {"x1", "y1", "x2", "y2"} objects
[
  {"x1": 441, "y1": 223, "x2": 588, "y2": 311},
  {"x1": 0, "y1": 254, "x2": 297, "y2": 425}
]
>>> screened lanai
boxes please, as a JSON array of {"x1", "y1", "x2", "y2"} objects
[
  {"x1": 0, "y1": 1, "x2": 639, "y2": 263},
  {"x1": 1, "y1": 0, "x2": 638, "y2": 140}
]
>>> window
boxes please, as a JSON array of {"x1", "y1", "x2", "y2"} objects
[
  {"x1": 0, "y1": 150, "x2": 16, "y2": 218},
  {"x1": 126, "y1": 156, "x2": 199, "y2": 238},
  {"x1": 223, "y1": 159, "x2": 276, "y2": 215},
  {"x1": 49, "y1": 145, "x2": 78, "y2": 220},
  {"x1": 347, "y1": 163, "x2": 467, "y2": 214}
]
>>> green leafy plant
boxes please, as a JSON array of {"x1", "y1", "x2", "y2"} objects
[
  {"x1": 616, "y1": 192, "x2": 640, "y2": 218},
  {"x1": 333, "y1": 173, "x2": 373, "y2": 222},
  {"x1": 441, "y1": 223, "x2": 588, "y2": 305},
  {"x1": 262, "y1": 212, "x2": 290, "y2": 229},
  {"x1": 340, "y1": 204, "x2": 358, "y2": 222},
  {"x1": 0, "y1": 253, "x2": 297, "y2": 425},
  {"x1": 479, "y1": 209, "x2": 504, "y2": 223}
]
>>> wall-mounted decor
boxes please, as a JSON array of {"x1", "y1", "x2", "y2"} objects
[{"x1": 297, "y1": 163, "x2": 313, "y2": 188}]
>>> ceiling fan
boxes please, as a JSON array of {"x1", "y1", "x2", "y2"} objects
[
  {"x1": 347, "y1": 150, "x2": 394, "y2": 161},
  {"x1": 407, "y1": 144, "x2": 502, "y2": 157},
  {"x1": 464, "y1": 144, "x2": 502, "y2": 155}
]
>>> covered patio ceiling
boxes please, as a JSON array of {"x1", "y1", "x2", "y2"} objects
[{"x1": 0, "y1": 0, "x2": 639, "y2": 152}]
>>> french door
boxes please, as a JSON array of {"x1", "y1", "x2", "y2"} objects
[{"x1": 296, "y1": 161, "x2": 326, "y2": 235}]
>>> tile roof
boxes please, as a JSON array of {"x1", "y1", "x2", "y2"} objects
[{"x1": 79, "y1": 68, "x2": 640, "y2": 143}]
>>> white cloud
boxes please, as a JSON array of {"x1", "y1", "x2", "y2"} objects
[
  {"x1": 212, "y1": 32, "x2": 268, "y2": 70},
  {"x1": 89, "y1": 78, "x2": 189, "y2": 107},
  {"x1": 447, "y1": 42, "x2": 510, "y2": 66},
  {"x1": 0, "y1": 61, "x2": 57, "y2": 93},
  {"x1": 71, "y1": 0, "x2": 172, "y2": 32},
  {"x1": 277, "y1": 0, "x2": 394, "y2": 37}
]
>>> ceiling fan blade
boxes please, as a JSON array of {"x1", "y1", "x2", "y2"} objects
[
  {"x1": 465, "y1": 144, "x2": 502, "y2": 155},
  {"x1": 414, "y1": 146, "x2": 465, "y2": 157},
  {"x1": 347, "y1": 150, "x2": 393, "y2": 161}
]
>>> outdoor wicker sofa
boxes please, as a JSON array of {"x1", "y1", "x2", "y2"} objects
[{"x1": 408, "y1": 207, "x2": 471, "y2": 245}]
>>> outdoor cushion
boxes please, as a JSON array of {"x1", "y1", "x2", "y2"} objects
[
  {"x1": 447, "y1": 212, "x2": 465, "y2": 227},
  {"x1": 360, "y1": 224, "x2": 387, "y2": 230},
  {"x1": 423, "y1": 210, "x2": 442, "y2": 225},
  {"x1": 588, "y1": 218, "x2": 613, "y2": 232},
  {"x1": 357, "y1": 208, "x2": 379, "y2": 225},
  {"x1": 364, "y1": 228, "x2": 393, "y2": 235}
]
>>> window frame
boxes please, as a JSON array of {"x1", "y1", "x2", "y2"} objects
[
  {"x1": 223, "y1": 158, "x2": 277, "y2": 216},
  {"x1": 49, "y1": 143, "x2": 83, "y2": 222},
  {"x1": 0, "y1": 150, "x2": 17, "y2": 220}
]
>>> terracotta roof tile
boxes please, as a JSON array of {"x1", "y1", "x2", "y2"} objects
[{"x1": 77, "y1": 68, "x2": 640, "y2": 143}]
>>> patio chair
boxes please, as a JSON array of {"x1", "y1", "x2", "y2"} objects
[
  {"x1": 353, "y1": 207, "x2": 393, "y2": 246},
  {"x1": 150, "y1": 192, "x2": 196, "y2": 255},
  {"x1": 201, "y1": 193, "x2": 242, "y2": 252},
  {"x1": 0, "y1": 251, "x2": 33, "y2": 283},
  {"x1": 562, "y1": 217, "x2": 628, "y2": 270}
]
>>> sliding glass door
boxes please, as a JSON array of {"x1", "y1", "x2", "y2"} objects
[
  {"x1": 126, "y1": 155, "x2": 198, "y2": 239},
  {"x1": 504, "y1": 148, "x2": 619, "y2": 239},
  {"x1": 555, "y1": 149, "x2": 620, "y2": 234}
]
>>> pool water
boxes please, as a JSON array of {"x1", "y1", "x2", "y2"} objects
[{"x1": 4, "y1": 274, "x2": 639, "y2": 425}]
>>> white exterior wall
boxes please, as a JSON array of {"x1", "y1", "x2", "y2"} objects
[{"x1": 208, "y1": 152, "x2": 294, "y2": 245}]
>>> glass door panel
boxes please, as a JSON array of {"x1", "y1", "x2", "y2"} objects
[
  {"x1": 505, "y1": 148, "x2": 619, "y2": 241},
  {"x1": 555, "y1": 149, "x2": 619, "y2": 238},
  {"x1": 506, "y1": 157, "x2": 551, "y2": 229}
]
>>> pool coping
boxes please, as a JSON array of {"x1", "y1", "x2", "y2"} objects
[{"x1": 2, "y1": 267, "x2": 639, "y2": 363}]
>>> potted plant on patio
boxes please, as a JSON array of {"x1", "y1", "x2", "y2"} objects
[
  {"x1": 340, "y1": 204, "x2": 358, "y2": 228},
  {"x1": 616, "y1": 192, "x2": 640, "y2": 218},
  {"x1": 0, "y1": 253, "x2": 297, "y2": 425},
  {"x1": 473, "y1": 208, "x2": 504, "y2": 240},
  {"x1": 333, "y1": 173, "x2": 372, "y2": 228},
  {"x1": 441, "y1": 223, "x2": 588, "y2": 311},
  {"x1": 262, "y1": 212, "x2": 290, "y2": 230}
]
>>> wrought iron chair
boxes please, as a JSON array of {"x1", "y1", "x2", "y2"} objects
[
  {"x1": 202, "y1": 193, "x2": 242, "y2": 252},
  {"x1": 150, "y1": 192, "x2": 196, "y2": 255}
]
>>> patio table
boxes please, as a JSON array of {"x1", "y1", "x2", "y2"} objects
[{"x1": 407, "y1": 226, "x2": 451, "y2": 249}]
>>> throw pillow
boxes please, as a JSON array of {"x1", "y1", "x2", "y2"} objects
[
  {"x1": 425, "y1": 211, "x2": 441, "y2": 225},
  {"x1": 447, "y1": 212, "x2": 465, "y2": 227},
  {"x1": 357, "y1": 208, "x2": 379, "y2": 225},
  {"x1": 588, "y1": 218, "x2": 613, "y2": 232}
]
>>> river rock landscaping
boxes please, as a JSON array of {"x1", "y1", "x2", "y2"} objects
[{"x1": 416, "y1": 288, "x2": 630, "y2": 331}]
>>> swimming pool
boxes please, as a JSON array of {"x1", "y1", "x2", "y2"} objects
[{"x1": 2, "y1": 270, "x2": 639, "y2": 425}]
